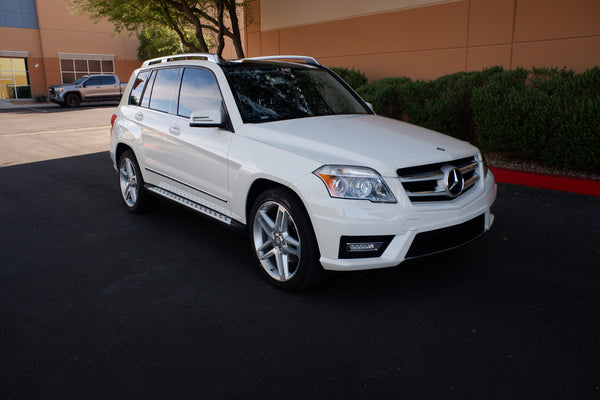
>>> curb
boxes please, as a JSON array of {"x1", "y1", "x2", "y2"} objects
[{"x1": 490, "y1": 167, "x2": 600, "y2": 197}]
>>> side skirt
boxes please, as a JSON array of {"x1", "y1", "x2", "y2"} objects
[{"x1": 145, "y1": 185, "x2": 245, "y2": 229}]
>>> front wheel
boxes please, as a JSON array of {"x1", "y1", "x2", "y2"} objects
[
  {"x1": 64, "y1": 93, "x2": 81, "y2": 108},
  {"x1": 249, "y1": 188, "x2": 323, "y2": 291}
]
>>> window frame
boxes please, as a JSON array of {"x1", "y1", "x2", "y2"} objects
[{"x1": 58, "y1": 53, "x2": 115, "y2": 84}]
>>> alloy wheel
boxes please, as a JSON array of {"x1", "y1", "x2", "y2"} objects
[
  {"x1": 252, "y1": 201, "x2": 301, "y2": 282},
  {"x1": 119, "y1": 157, "x2": 138, "y2": 208}
]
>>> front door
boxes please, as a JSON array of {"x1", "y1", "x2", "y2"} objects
[{"x1": 159, "y1": 67, "x2": 233, "y2": 211}]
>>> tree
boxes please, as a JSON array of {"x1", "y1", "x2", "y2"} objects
[
  {"x1": 137, "y1": 26, "x2": 209, "y2": 61},
  {"x1": 71, "y1": 0, "x2": 248, "y2": 59}
]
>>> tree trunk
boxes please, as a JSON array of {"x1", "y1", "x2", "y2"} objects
[
  {"x1": 225, "y1": 0, "x2": 245, "y2": 58},
  {"x1": 216, "y1": 0, "x2": 225, "y2": 57}
]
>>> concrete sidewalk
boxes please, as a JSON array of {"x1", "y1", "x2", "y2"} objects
[
  {"x1": 0, "y1": 100, "x2": 59, "y2": 110},
  {"x1": 0, "y1": 99, "x2": 118, "y2": 110}
]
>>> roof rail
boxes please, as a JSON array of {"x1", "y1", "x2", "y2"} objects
[
  {"x1": 241, "y1": 55, "x2": 320, "y2": 66},
  {"x1": 142, "y1": 53, "x2": 220, "y2": 67}
]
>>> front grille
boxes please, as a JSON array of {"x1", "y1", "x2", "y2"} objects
[
  {"x1": 405, "y1": 214, "x2": 485, "y2": 259},
  {"x1": 49, "y1": 88, "x2": 55, "y2": 96},
  {"x1": 397, "y1": 156, "x2": 480, "y2": 202}
]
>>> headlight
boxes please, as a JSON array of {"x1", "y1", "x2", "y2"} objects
[
  {"x1": 56, "y1": 87, "x2": 64, "y2": 93},
  {"x1": 314, "y1": 165, "x2": 396, "y2": 203},
  {"x1": 480, "y1": 152, "x2": 489, "y2": 178}
]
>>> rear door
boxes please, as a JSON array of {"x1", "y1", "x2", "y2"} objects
[
  {"x1": 119, "y1": 68, "x2": 179, "y2": 181},
  {"x1": 100, "y1": 75, "x2": 120, "y2": 99}
]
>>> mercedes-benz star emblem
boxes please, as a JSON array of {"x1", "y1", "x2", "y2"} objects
[{"x1": 442, "y1": 166, "x2": 464, "y2": 197}]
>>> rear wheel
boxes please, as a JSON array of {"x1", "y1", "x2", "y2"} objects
[
  {"x1": 249, "y1": 188, "x2": 323, "y2": 291},
  {"x1": 118, "y1": 150, "x2": 155, "y2": 213}
]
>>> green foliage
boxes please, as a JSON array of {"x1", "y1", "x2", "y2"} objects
[
  {"x1": 137, "y1": 26, "x2": 208, "y2": 62},
  {"x1": 351, "y1": 66, "x2": 600, "y2": 172},
  {"x1": 329, "y1": 67, "x2": 368, "y2": 90},
  {"x1": 356, "y1": 77, "x2": 410, "y2": 120},
  {"x1": 473, "y1": 67, "x2": 600, "y2": 171},
  {"x1": 398, "y1": 67, "x2": 504, "y2": 142},
  {"x1": 71, "y1": 0, "x2": 247, "y2": 58}
]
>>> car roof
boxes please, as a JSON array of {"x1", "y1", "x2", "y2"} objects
[{"x1": 141, "y1": 53, "x2": 321, "y2": 69}]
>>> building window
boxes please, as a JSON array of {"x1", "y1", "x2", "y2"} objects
[
  {"x1": 0, "y1": 0, "x2": 39, "y2": 29},
  {"x1": 0, "y1": 57, "x2": 31, "y2": 99},
  {"x1": 58, "y1": 53, "x2": 115, "y2": 83}
]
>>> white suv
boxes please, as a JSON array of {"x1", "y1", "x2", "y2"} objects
[{"x1": 110, "y1": 54, "x2": 497, "y2": 290}]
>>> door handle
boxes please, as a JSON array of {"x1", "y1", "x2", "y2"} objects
[
  {"x1": 169, "y1": 124, "x2": 180, "y2": 136},
  {"x1": 135, "y1": 111, "x2": 144, "y2": 121}
]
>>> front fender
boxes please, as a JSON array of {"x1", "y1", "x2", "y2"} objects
[{"x1": 227, "y1": 135, "x2": 322, "y2": 225}]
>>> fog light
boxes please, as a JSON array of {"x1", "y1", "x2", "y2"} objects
[
  {"x1": 347, "y1": 242, "x2": 383, "y2": 252},
  {"x1": 339, "y1": 235, "x2": 394, "y2": 259}
]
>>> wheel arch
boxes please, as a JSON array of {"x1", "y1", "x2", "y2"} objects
[
  {"x1": 245, "y1": 179, "x2": 310, "y2": 226},
  {"x1": 115, "y1": 142, "x2": 134, "y2": 165},
  {"x1": 64, "y1": 90, "x2": 82, "y2": 100}
]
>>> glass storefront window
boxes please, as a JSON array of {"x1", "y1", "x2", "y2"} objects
[{"x1": 0, "y1": 57, "x2": 31, "y2": 100}]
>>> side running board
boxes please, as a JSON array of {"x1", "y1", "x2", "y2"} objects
[{"x1": 146, "y1": 185, "x2": 244, "y2": 228}]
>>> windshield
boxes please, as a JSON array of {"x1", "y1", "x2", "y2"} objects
[
  {"x1": 222, "y1": 64, "x2": 370, "y2": 123},
  {"x1": 73, "y1": 76, "x2": 88, "y2": 84}
]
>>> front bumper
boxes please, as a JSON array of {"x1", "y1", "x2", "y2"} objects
[
  {"x1": 48, "y1": 88, "x2": 65, "y2": 103},
  {"x1": 301, "y1": 171, "x2": 497, "y2": 271}
]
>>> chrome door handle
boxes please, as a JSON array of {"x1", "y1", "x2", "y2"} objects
[
  {"x1": 135, "y1": 111, "x2": 144, "y2": 121},
  {"x1": 169, "y1": 124, "x2": 180, "y2": 136}
]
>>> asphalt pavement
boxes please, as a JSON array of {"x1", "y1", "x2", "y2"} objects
[{"x1": 1, "y1": 108, "x2": 599, "y2": 399}]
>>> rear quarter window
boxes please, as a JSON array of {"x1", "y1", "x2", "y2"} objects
[{"x1": 129, "y1": 71, "x2": 151, "y2": 106}]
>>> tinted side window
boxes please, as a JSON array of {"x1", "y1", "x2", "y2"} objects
[
  {"x1": 101, "y1": 75, "x2": 116, "y2": 85},
  {"x1": 129, "y1": 71, "x2": 150, "y2": 106},
  {"x1": 86, "y1": 76, "x2": 102, "y2": 85},
  {"x1": 178, "y1": 68, "x2": 222, "y2": 118},
  {"x1": 149, "y1": 68, "x2": 181, "y2": 114}
]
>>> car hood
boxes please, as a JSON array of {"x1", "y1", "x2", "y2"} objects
[
  {"x1": 240, "y1": 114, "x2": 479, "y2": 177},
  {"x1": 49, "y1": 84, "x2": 77, "y2": 89}
]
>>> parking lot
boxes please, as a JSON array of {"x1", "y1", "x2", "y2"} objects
[{"x1": 1, "y1": 106, "x2": 599, "y2": 399}]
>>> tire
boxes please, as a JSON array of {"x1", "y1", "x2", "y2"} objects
[
  {"x1": 64, "y1": 93, "x2": 81, "y2": 108},
  {"x1": 118, "y1": 150, "x2": 155, "y2": 213},
  {"x1": 249, "y1": 188, "x2": 324, "y2": 291}
]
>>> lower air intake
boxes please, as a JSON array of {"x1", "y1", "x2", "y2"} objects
[{"x1": 405, "y1": 214, "x2": 485, "y2": 259}]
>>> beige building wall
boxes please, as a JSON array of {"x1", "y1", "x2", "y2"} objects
[
  {"x1": 245, "y1": 0, "x2": 600, "y2": 80},
  {"x1": 35, "y1": 0, "x2": 139, "y2": 90},
  {"x1": 0, "y1": 0, "x2": 139, "y2": 97}
]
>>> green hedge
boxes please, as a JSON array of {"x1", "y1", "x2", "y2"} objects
[
  {"x1": 329, "y1": 67, "x2": 368, "y2": 91},
  {"x1": 473, "y1": 67, "x2": 600, "y2": 171},
  {"x1": 349, "y1": 66, "x2": 600, "y2": 173}
]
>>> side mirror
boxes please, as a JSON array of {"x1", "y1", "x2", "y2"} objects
[{"x1": 189, "y1": 109, "x2": 225, "y2": 128}]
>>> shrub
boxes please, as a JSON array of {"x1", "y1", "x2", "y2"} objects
[
  {"x1": 357, "y1": 67, "x2": 504, "y2": 142},
  {"x1": 473, "y1": 67, "x2": 600, "y2": 172},
  {"x1": 329, "y1": 66, "x2": 368, "y2": 90},
  {"x1": 398, "y1": 67, "x2": 504, "y2": 142},
  {"x1": 356, "y1": 77, "x2": 410, "y2": 120},
  {"x1": 336, "y1": 65, "x2": 600, "y2": 172}
]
